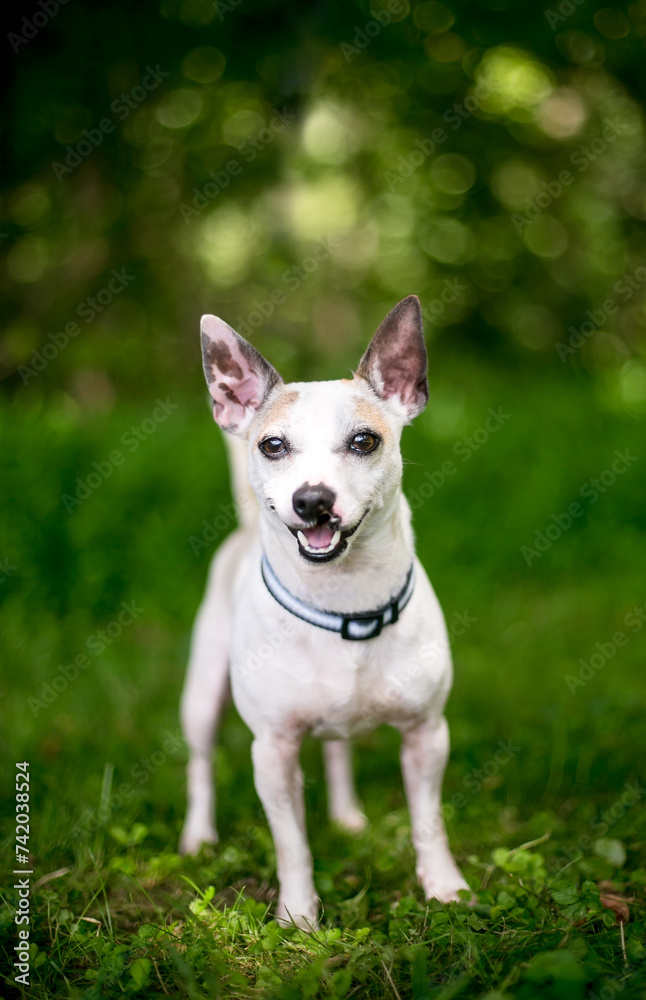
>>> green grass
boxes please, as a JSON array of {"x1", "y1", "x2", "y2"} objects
[{"x1": 1, "y1": 356, "x2": 645, "y2": 998}]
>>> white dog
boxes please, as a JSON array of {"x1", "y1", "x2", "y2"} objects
[{"x1": 180, "y1": 295, "x2": 469, "y2": 927}]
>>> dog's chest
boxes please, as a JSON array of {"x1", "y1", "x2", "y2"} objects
[
  {"x1": 307, "y1": 649, "x2": 417, "y2": 738},
  {"x1": 231, "y1": 598, "x2": 450, "y2": 740},
  {"x1": 228, "y1": 548, "x2": 452, "y2": 740}
]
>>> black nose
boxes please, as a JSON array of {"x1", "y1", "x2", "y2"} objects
[{"x1": 292, "y1": 483, "x2": 336, "y2": 521}]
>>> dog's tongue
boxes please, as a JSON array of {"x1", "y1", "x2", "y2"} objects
[{"x1": 303, "y1": 524, "x2": 336, "y2": 549}]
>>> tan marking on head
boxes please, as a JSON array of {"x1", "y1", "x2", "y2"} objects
[
  {"x1": 351, "y1": 395, "x2": 392, "y2": 442},
  {"x1": 254, "y1": 388, "x2": 300, "y2": 437}
]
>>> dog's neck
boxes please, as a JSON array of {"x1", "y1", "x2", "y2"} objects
[{"x1": 259, "y1": 488, "x2": 415, "y2": 614}]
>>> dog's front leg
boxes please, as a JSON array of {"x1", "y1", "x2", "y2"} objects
[
  {"x1": 400, "y1": 716, "x2": 470, "y2": 903},
  {"x1": 323, "y1": 740, "x2": 367, "y2": 832},
  {"x1": 252, "y1": 732, "x2": 318, "y2": 929}
]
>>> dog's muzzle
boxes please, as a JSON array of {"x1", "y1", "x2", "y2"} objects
[{"x1": 288, "y1": 511, "x2": 366, "y2": 563}]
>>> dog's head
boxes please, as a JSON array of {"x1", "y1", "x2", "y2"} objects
[{"x1": 200, "y1": 295, "x2": 428, "y2": 563}]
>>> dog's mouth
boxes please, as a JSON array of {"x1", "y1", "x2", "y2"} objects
[{"x1": 288, "y1": 512, "x2": 367, "y2": 563}]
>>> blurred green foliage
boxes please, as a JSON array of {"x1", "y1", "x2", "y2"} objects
[{"x1": 2, "y1": 0, "x2": 646, "y2": 402}]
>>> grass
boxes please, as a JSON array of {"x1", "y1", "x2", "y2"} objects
[{"x1": 1, "y1": 354, "x2": 645, "y2": 998}]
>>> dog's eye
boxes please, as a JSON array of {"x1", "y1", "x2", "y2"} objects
[
  {"x1": 350, "y1": 432, "x2": 380, "y2": 454},
  {"x1": 259, "y1": 437, "x2": 288, "y2": 458}
]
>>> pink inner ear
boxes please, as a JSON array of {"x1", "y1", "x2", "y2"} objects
[
  {"x1": 200, "y1": 314, "x2": 282, "y2": 433},
  {"x1": 213, "y1": 371, "x2": 258, "y2": 401},
  {"x1": 231, "y1": 372, "x2": 262, "y2": 407},
  {"x1": 201, "y1": 317, "x2": 268, "y2": 432},
  {"x1": 380, "y1": 360, "x2": 424, "y2": 407},
  {"x1": 205, "y1": 343, "x2": 264, "y2": 429},
  {"x1": 356, "y1": 296, "x2": 428, "y2": 419}
]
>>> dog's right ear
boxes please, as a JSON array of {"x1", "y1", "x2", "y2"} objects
[{"x1": 200, "y1": 315, "x2": 283, "y2": 436}]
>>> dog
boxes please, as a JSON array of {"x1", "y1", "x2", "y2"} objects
[{"x1": 179, "y1": 294, "x2": 469, "y2": 927}]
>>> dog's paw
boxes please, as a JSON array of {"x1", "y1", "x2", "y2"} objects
[
  {"x1": 178, "y1": 824, "x2": 219, "y2": 856},
  {"x1": 425, "y1": 880, "x2": 473, "y2": 905},
  {"x1": 274, "y1": 897, "x2": 319, "y2": 931},
  {"x1": 419, "y1": 858, "x2": 472, "y2": 904},
  {"x1": 331, "y1": 807, "x2": 368, "y2": 834}
]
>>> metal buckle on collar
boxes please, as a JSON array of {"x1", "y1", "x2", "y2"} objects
[
  {"x1": 341, "y1": 612, "x2": 384, "y2": 641},
  {"x1": 340, "y1": 595, "x2": 400, "y2": 640}
]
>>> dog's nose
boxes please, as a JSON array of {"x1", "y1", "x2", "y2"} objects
[{"x1": 292, "y1": 483, "x2": 336, "y2": 522}]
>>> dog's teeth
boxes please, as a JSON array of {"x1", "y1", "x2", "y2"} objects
[{"x1": 297, "y1": 528, "x2": 343, "y2": 553}]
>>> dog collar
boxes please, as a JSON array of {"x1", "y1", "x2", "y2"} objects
[{"x1": 260, "y1": 554, "x2": 415, "y2": 641}]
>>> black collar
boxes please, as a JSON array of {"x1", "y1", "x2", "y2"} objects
[{"x1": 260, "y1": 555, "x2": 415, "y2": 641}]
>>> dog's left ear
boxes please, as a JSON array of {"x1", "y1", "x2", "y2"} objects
[{"x1": 355, "y1": 295, "x2": 428, "y2": 422}]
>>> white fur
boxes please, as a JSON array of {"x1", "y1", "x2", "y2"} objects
[{"x1": 181, "y1": 308, "x2": 469, "y2": 928}]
